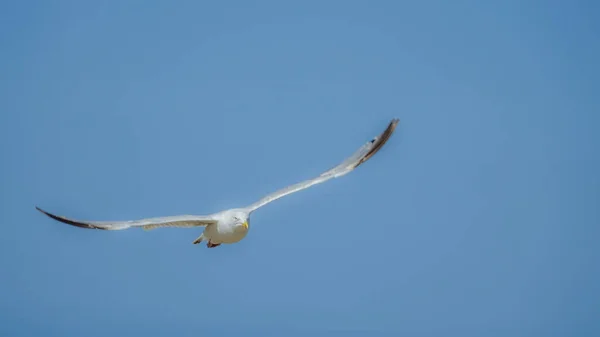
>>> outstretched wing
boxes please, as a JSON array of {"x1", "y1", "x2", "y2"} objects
[
  {"x1": 35, "y1": 206, "x2": 218, "y2": 230},
  {"x1": 245, "y1": 118, "x2": 399, "y2": 213}
]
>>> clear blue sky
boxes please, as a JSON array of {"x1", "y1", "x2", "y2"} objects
[{"x1": 1, "y1": 1, "x2": 598, "y2": 336}]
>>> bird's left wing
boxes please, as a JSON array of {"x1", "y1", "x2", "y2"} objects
[
  {"x1": 35, "y1": 206, "x2": 218, "y2": 230},
  {"x1": 245, "y1": 118, "x2": 399, "y2": 213}
]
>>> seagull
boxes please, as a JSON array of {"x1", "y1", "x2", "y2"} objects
[{"x1": 36, "y1": 118, "x2": 399, "y2": 248}]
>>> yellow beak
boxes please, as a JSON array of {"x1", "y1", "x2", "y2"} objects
[{"x1": 242, "y1": 221, "x2": 249, "y2": 229}]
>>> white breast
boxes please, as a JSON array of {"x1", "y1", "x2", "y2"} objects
[{"x1": 203, "y1": 222, "x2": 248, "y2": 244}]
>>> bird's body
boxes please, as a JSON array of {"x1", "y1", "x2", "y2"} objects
[
  {"x1": 36, "y1": 119, "x2": 399, "y2": 248},
  {"x1": 194, "y1": 209, "x2": 250, "y2": 247}
]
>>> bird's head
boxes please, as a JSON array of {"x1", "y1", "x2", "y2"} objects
[{"x1": 230, "y1": 210, "x2": 250, "y2": 230}]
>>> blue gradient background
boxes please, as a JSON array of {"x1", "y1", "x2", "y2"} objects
[{"x1": 1, "y1": 1, "x2": 598, "y2": 336}]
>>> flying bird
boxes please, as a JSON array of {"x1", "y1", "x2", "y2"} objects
[{"x1": 36, "y1": 118, "x2": 399, "y2": 248}]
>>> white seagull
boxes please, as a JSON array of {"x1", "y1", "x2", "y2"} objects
[{"x1": 36, "y1": 118, "x2": 399, "y2": 248}]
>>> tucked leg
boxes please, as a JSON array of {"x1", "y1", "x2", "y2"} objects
[
  {"x1": 207, "y1": 241, "x2": 221, "y2": 248},
  {"x1": 192, "y1": 234, "x2": 204, "y2": 244}
]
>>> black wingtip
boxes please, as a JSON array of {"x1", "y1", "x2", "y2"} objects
[
  {"x1": 354, "y1": 118, "x2": 399, "y2": 168},
  {"x1": 35, "y1": 206, "x2": 50, "y2": 216},
  {"x1": 35, "y1": 206, "x2": 104, "y2": 230}
]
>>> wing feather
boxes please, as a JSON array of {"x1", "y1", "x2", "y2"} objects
[
  {"x1": 245, "y1": 118, "x2": 399, "y2": 212},
  {"x1": 35, "y1": 206, "x2": 217, "y2": 230}
]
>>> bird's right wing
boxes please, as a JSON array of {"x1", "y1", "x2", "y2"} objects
[{"x1": 35, "y1": 207, "x2": 218, "y2": 231}]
